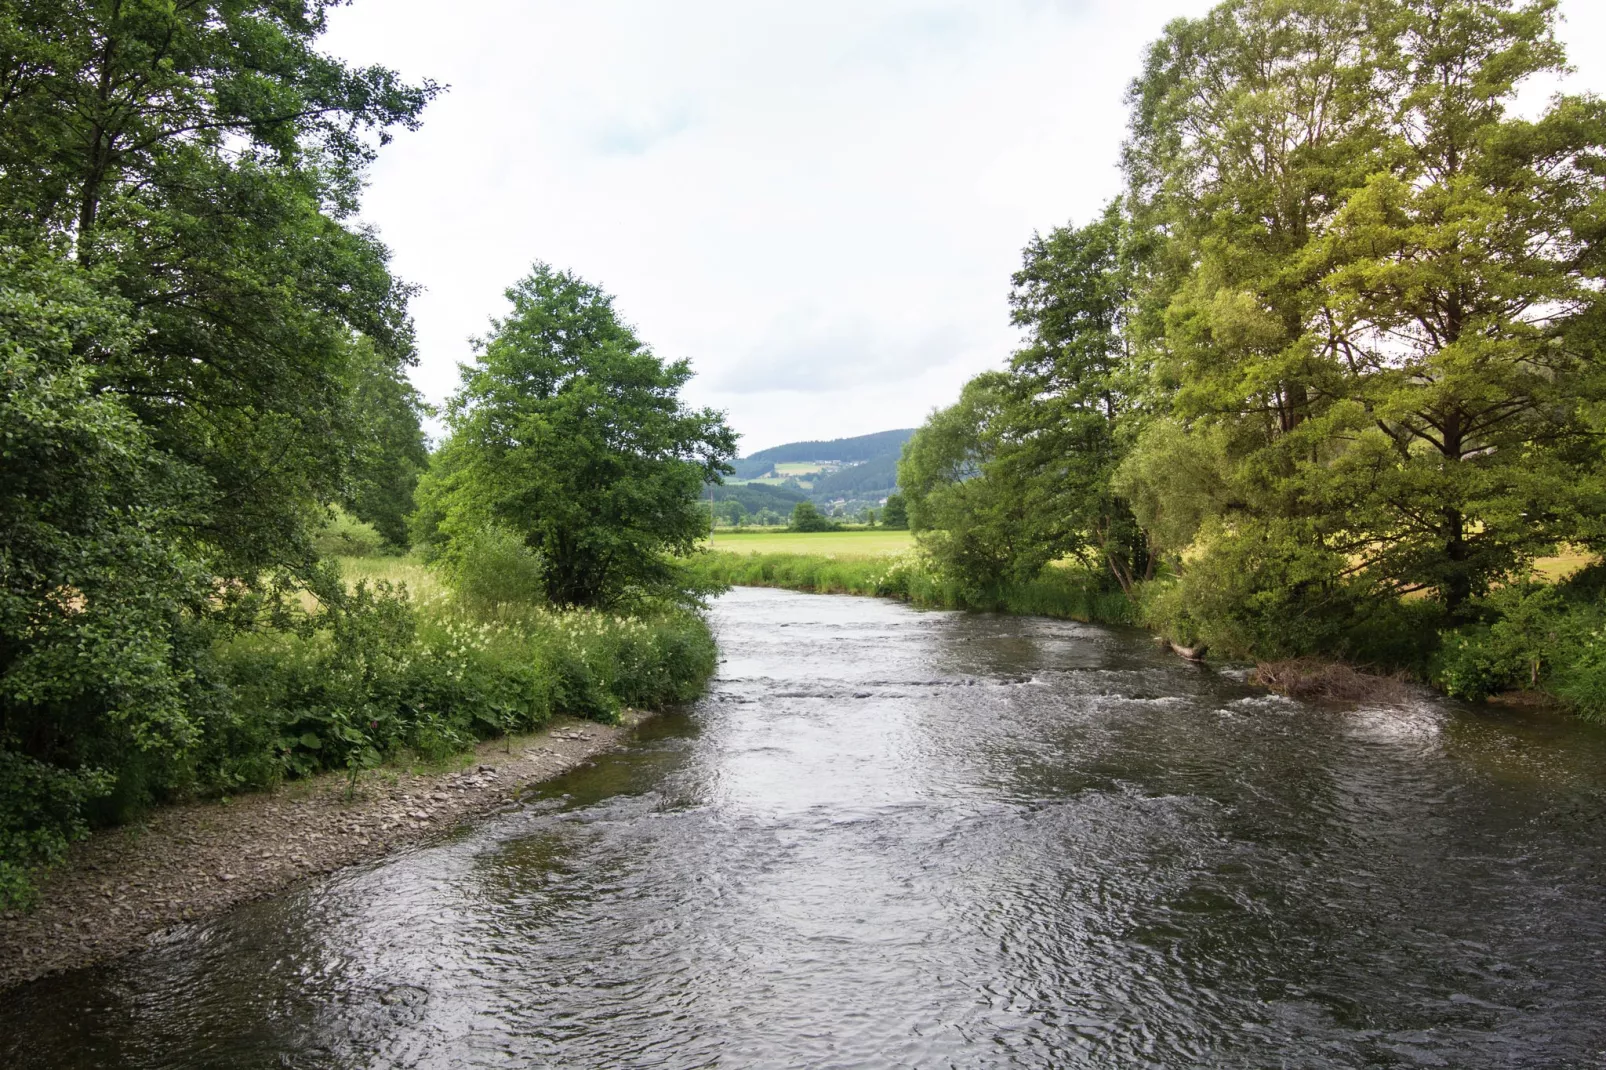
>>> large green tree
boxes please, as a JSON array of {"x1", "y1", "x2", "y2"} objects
[
  {"x1": 0, "y1": 0, "x2": 436, "y2": 574},
  {"x1": 0, "y1": 252, "x2": 210, "y2": 899},
  {"x1": 900, "y1": 372, "x2": 1050, "y2": 595},
  {"x1": 1118, "y1": 0, "x2": 1606, "y2": 626},
  {"x1": 421, "y1": 265, "x2": 737, "y2": 608},
  {"x1": 901, "y1": 206, "x2": 1151, "y2": 594},
  {"x1": 0, "y1": 1, "x2": 433, "y2": 896}
]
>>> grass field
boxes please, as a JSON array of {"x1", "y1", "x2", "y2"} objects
[
  {"x1": 337, "y1": 554, "x2": 443, "y2": 597},
  {"x1": 1533, "y1": 548, "x2": 1599, "y2": 583},
  {"x1": 704, "y1": 529, "x2": 914, "y2": 558}
]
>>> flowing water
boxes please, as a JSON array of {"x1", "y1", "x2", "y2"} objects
[{"x1": 4, "y1": 587, "x2": 1605, "y2": 1069}]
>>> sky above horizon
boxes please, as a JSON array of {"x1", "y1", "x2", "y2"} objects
[{"x1": 322, "y1": 0, "x2": 1606, "y2": 456}]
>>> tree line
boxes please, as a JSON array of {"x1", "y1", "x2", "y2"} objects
[
  {"x1": 900, "y1": 0, "x2": 1606, "y2": 708},
  {"x1": 0, "y1": 2, "x2": 730, "y2": 904}
]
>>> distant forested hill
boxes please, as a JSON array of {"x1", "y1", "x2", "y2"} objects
[
  {"x1": 732, "y1": 429, "x2": 915, "y2": 481},
  {"x1": 708, "y1": 481, "x2": 807, "y2": 514},
  {"x1": 809, "y1": 454, "x2": 899, "y2": 500}
]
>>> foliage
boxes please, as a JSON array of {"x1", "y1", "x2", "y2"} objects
[
  {"x1": 343, "y1": 340, "x2": 430, "y2": 548},
  {"x1": 901, "y1": 206, "x2": 1149, "y2": 598},
  {"x1": 421, "y1": 265, "x2": 737, "y2": 608},
  {"x1": 900, "y1": 373, "x2": 1045, "y2": 596},
  {"x1": 1120, "y1": 0, "x2": 1606, "y2": 616},
  {"x1": 0, "y1": 2, "x2": 446, "y2": 900},
  {"x1": 789, "y1": 501, "x2": 839, "y2": 532},
  {"x1": 891, "y1": 0, "x2": 1606, "y2": 720},
  {"x1": 1435, "y1": 574, "x2": 1606, "y2": 718},
  {"x1": 207, "y1": 577, "x2": 718, "y2": 791},
  {"x1": 684, "y1": 551, "x2": 1134, "y2": 624},
  {"x1": 0, "y1": 251, "x2": 213, "y2": 898},
  {"x1": 439, "y1": 524, "x2": 548, "y2": 616},
  {"x1": 881, "y1": 494, "x2": 909, "y2": 530},
  {"x1": 0, "y1": 0, "x2": 438, "y2": 577},
  {"x1": 313, "y1": 507, "x2": 391, "y2": 559},
  {"x1": 0, "y1": 752, "x2": 113, "y2": 909}
]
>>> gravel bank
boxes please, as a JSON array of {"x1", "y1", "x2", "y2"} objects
[{"x1": 0, "y1": 713, "x2": 649, "y2": 992}]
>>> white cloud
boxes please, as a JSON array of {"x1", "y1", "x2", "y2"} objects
[{"x1": 322, "y1": 0, "x2": 1606, "y2": 454}]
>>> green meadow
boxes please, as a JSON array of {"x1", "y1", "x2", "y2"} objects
[{"x1": 704, "y1": 529, "x2": 915, "y2": 558}]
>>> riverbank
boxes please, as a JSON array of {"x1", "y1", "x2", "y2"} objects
[
  {"x1": 686, "y1": 550, "x2": 1579, "y2": 713},
  {"x1": 0, "y1": 713, "x2": 652, "y2": 993},
  {"x1": 687, "y1": 549, "x2": 1134, "y2": 625}
]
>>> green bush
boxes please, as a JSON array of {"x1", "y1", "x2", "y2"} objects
[
  {"x1": 0, "y1": 753, "x2": 114, "y2": 909},
  {"x1": 205, "y1": 585, "x2": 718, "y2": 792},
  {"x1": 439, "y1": 524, "x2": 547, "y2": 614},
  {"x1": 0, "y1": 567, "x2": 717, "y2": 907},
  {"x1": 1133, "y1": 523, "x2": 1440, "y2": 669},
  {"x1": 313, "y1": 507, "x2": 391, "y2": 558},
  {"x1": 790, "y1": 502, "x2": 839, "y2": 533},
  {"x1": 1434, "y1": 578, "x2": 1606, "y2": 718}
]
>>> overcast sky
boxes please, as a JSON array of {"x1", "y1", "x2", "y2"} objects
[{"x1": 321, "y1": 0, "x2": 1606, "y2": 455}]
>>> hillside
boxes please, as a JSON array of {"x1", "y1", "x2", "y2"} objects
[
  {"x1": 732, "y1": 429, "x2": 915, "y2": 481},
  {"x1": 707, "y1": 481, "x2": 807, "y2": 516}
]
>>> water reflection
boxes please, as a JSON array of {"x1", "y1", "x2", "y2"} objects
[{"x1": 4, "y1": 587, "x2": 1605, "y2": 1068}]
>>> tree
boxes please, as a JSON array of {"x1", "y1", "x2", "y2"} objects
[
  {"x1": 343, "y1": 340, "x2": 430, "y2": 548},
  {"x1": 0, "y1": 252, "x2": 209, "y2": 899},
  {"x1": 1310, "y1": 0, "x2": 1606, "y2": 610},
  {"x1": 0, "y1": 2, "x2": 434, "y2": 901},
  {"x1": 881, "y1": 495, "x2": 909, "y2": 530},
  {"x1": 898, "y1": 207, "x2": 1152, "y2": 595},
  {"x1": 1004, "y1": 203, "x2": 1153, "y2": 591},
  {"x1": 0, "y1": 0, "x2": 437, "y2": 575},
  {"x1": 790, "y1": 502, "x2": 838, "y2": 532},
  {"x1": 1118, "y1": 0, "x2": 1606, "y2": 626},
  {"x1": 424, "y1": 265, "x2": 737, "y2": 608},
  {"x1": 900, "y1": 374, "x2": 1061, "y2": 594}
]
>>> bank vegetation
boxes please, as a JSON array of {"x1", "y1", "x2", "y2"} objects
[
  {"x1": 0, "y1": 4, "x2": 731, "y2": 908},
  {"x1": 883, "y1": 0, "x2": 1606, "y2": 721}
]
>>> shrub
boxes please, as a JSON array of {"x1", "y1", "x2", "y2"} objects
[
  {"x1": 439, "y1": 524, "x2": 547, "y2": 614},
  {"x1": 881, "y1": 494, "x2": 908, "y2": 530},
  {"x1": 313, "y1": 507, "x2": 390, "y2": 558},
  {"x1": 0, "y1": 753, "x2": 114, "y2": 908},
  {"x1": 790, "y1": 502, "x2": 838, "y2": 532},
  {"x1": 1133, "y1": 522, "x2": 1440, "y2": 669},
  {"x1": 0, "y1": 564, "x2": 717, "y2": 907},
  {"x1": 1434, "y1": 579, "x2": 1606, "y2": 717}
]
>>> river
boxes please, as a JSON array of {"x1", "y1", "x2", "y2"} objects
[{"x1": 3, "y1": 587, "x2": 1605, "y2": 1068}]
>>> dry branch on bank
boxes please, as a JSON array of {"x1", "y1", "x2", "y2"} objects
[{"x1": 1251, "y1": 658, "x2": 1418, "y2": 706}]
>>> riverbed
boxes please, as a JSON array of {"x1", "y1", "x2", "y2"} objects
[{"x1": 3, "y1": 587, "x2": 1604, "y2": 1068}]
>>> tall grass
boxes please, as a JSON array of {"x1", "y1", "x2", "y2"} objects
[{"x1": 686, "y1": 550, "x2": 1134, "y2": 625}]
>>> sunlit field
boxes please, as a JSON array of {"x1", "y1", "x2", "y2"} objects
[
  {"x1": 337, "y1": 555, "x2": 443, "y2": 597},
  {"x1": 1533, "y1": 548, "x2": 1599, "y2": 584},
  {"x1": 703, "y1": 529, "x2": 915, "y2": 558}
]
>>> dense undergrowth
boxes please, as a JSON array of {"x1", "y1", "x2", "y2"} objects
[{"x1": 1, "y1": 556, "x2": 717, "y2": 908}]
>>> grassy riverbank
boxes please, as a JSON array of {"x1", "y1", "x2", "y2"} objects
[
  {"x1": 2, "y1": 555, "x2": 717, "y2": 908},
  {"x1": 686, "y1": 549, "x2": 1134, "y2": 625},
  {"x1": 202, "y1": 555, "x2": 717, "y2": 791},
  {"x1": 687, "y1": 547, "x2": 1606, "y2": 722}
]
